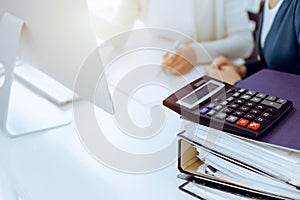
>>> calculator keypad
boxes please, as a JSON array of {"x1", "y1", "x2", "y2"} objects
[
  {"x1": 163, "y1": 76, "x2": 293, "y2": 138},
  {"x1": 198, "y1": 87, "x2": 290, "y2": 137}
]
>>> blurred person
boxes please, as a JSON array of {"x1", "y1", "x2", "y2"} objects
[
  {"x1": 91, "y1": 0, "x2": 254, "y2": 75},
  {"x1": 206, "y1": 0, "x2": 300, "y2": 85}
]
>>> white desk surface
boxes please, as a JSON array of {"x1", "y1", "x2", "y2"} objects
[{"x1": 0, "y1": 48, "x2": 205, "y2": 200}]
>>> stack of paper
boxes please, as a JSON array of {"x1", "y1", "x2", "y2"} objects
[{"x1": 180, "y1": 119, "x2": 300, "y2": 199}]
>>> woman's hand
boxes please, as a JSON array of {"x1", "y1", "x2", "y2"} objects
[
  {"x1": 212, "y1": 56, "x2": 235, "y2": 69},
  {"x1": 205, "y1": 56, "x2": 247, "y2": 85},
  {"x1": 161, "y1": 45, "x2": 196, "y2": 75},
  {"x1": 206, "y1": 65, "x2": 242, "y2": 85}
]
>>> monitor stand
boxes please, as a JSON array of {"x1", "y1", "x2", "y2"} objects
[{"x1": 0, "y1": 13, "x2": 71, "y2": 137}]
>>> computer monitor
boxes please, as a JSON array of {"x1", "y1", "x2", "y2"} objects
[{"x1": 0, "y1": 0, "x2": 114, "y2": 136}]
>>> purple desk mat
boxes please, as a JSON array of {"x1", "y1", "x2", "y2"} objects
[{"x1": 236, "y1": 69, "x2": 300, "y2": 151}]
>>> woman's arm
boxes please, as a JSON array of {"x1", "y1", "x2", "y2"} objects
[
  {"x1": 192, "y1": 0, "x2": 255, "y2": 64},
  {"x1": 192, "y1": 32, "x2": 254, "y2": 64}
]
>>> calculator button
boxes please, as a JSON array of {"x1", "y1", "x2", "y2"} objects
[
  {"x1": 235, "y1": 99, "x2": 245, "y2": 105},
  {"x1": 226, "y1": 97, "x2": 235, "y2": 102},
  {"x1": 234, "y1": 110, "x2": 245, "y2": 117},
  {"x1": 249, "y1": 109, "x2": 260, "y2": 115},
  {"x1": 200, "y1": 107, "x2": 209, "y2": 114},
  {"x1": 226, "y1": 115, "x2": 239, "y2": 123},
  {"x1": 238, "y1": 88, "x2": 246, "y2": 93},
  {"x1": 248, "y1": 122, "x2": 261, "y2": 131},
  {"x1": 236, "y1": 118, "x2": 249, "y2": 127},
  {"x1": 277, "y1": 99, "x2": 287, "y2": 104},
  {"x1": 255, "y1": 105, "x2": 266, "y2": 110},
  {"x1": 214, "y1": 105, "x2": 223, "y2": 111},
  {"x1": 220, "y1": 101, "x2": 228, "y2": 106},
  {"x1": 246, "y1": 91, "x2": 256, "y2": 96},
  {"x1": 261, "y1": 100, "x2": 282, "y2": 109},
  {"x1": 229, "y1": 104, "x2": 239, "y2": 109},
  {"x1": 239, "y1": 106, "x2": 250, "y2": 112},
  {"x1": 255, "y1": 117, "x2": 266, "y2": 124},
  {"x1": 245, "y1": 102, "x2": 255, "y2": 107},
  {"x1": 222, "y1": 107, "x2": 233, "y2": 114},
  {"x1": 244, "y1": 114, "x2": 255, "y2": 120},
  {"x1": 232, "y1": 92, "x2": 241, "y2": 98},
  {"x1": 261, "y1": 112, "x2": 272, "y2": 119},
  {"x1": 213, "y1": 98, "x2": 220, "y2": 103},
  {"x1": 207, "y1": 110, "x2": 216, "y2": 117},
  {"x1": 240, "y1": 95, "x2": 251, "y2": 100},
  {"x1": 214, "y1": 98, "x2": 225, "y2": 103},
  {"x1": 266, "y1": 108, "x2": 277, "y2": 113},
  {"x1": 250, "y1": 97, "x2": 262, "y2": 103},
  {"x1": 266, "y1": 96, "x2": 277, "y2": 101},
  {"x1": 256, "y1": 93, "x2": 267, "y2": 99},
  {"x1": 215, "y1": 112, "x2": 227, "y2": 120},
  {"x1": 207, "y1": 103, "x2": 215, "y2": 109},
  {"x1": 226, "y1": 88, "x2": 236, "y2": 94}
]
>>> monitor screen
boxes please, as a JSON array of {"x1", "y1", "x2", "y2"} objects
[{"x1": 0, "y1": 0, "x2": 114, "y2": 114}]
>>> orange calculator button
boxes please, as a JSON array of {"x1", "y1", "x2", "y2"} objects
[
  {"x1": 247, "y1": 122, "x2": 261, "y2": 131},
  {"x1": 236, "y1": 118, "x2": 249, "y2": 127}
]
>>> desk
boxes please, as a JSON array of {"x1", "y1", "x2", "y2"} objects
[
  {"x1": 2, "y1": 64, "x2": 299, "y2": 199},
  {"x1": 0, "y1": 49, "x2": 205, "y2": 200},
  {"x1": 1, "y1": 96, "x2": 195, "y2": 200}
]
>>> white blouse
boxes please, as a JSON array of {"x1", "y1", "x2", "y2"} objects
[
  {"x1": 260, "y1": 0, "x2": 284, "y2": 48},
  {"x1": 91, "y1": 0, "x2": 254, "y2": 64}
]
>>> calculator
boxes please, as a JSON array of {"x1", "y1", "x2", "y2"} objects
[{"x1": 163, "y1": 76, "x2": 293, "y2": 138}]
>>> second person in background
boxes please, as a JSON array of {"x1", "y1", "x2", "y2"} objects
[{"x1": 93, "y1": 0, "x2": 254, "y2": 75}]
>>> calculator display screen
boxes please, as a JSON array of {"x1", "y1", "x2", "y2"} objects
[
  {"x1": 177, "y1": 80, "x2": 224, "y2": 109},
  {"x1": 182, "y1": 83, "x2": 219, "y2": 105}
]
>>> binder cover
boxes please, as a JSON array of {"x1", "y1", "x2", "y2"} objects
[
  {"x1": 236, "y1": 69, "x2": 300, "y2": 151},
  {"x1": 177, "y1": 137, "x2": 295, "y2": 200},
  {"x1": 179, "y1": 181, "x2": 271, "y2": 200}
]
